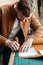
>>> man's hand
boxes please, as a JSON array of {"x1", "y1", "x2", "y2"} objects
[
  {"x1": 19, "y1": 38, "x2": 33, "y2": 52},
  {"x1": 5, "y1": 40, "x2": 20, "y2": 51}
]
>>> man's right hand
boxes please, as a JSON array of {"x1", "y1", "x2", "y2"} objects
[{"x1": 5, "y1": 40, "x2": 20, "y2": 52}]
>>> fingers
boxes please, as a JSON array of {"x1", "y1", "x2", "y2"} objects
[
  {"x1": 14, "y1": 41, "x2": 20, "y2": 47},
  {"x1": 9, "y1": 43, "x2": 16, "y2": 51},
  {"x1": 22, "y1": 45, "x2": 29, "y2": 52},
  {"x1": 11, "y1": 43, "x2": 17, "y2": 51},
  {"x1": 5, "y1": 40, "x2": 20, "y2": 51},
  {"x1": 19, "y1": 38, "x2": 33, "y2": 52},
  {"x1": 12, "y1": 41, "x2": 20, "y2": 51},
  {"x1": 10, "y1": 41, "x2": 20, "y2": 51},
  {"x1": 20, "y1": 44, "x2": 29, "y2": 52}
]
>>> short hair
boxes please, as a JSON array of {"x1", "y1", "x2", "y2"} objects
[{"x1": 18, "y1": 0, "x2": 35, "y2": 16}]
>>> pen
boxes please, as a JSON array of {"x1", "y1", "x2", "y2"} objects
[
  {"x1": 15, "y1": 37, "x2": 19, "y2": 43},
  {"x1": 15, "y1": 37, "x2": 20, "y2": 51}
]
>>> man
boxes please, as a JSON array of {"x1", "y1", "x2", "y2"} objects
[{"x1": 0, "y1": 0, "x2": 43, "y2": 65}]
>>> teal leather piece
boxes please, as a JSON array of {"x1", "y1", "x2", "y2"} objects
[{"x1": 13, "y1": 52, "x2": 43, "y2": 65}]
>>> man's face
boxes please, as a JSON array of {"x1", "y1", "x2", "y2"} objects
[{"x1": 17, "y1": 10, "x2": 26, "y2": 21}]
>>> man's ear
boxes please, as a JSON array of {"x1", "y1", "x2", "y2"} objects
[
  {"x1": 14, "y1": 2, "x2": 18, "y2": 13},
  {"x1": 14, "y1": 3, "x2": 17, "y2": 9}
]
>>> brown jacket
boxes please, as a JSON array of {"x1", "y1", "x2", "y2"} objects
[{"x1": 0, "y1": 4, "x2": 43, "y2": 46}]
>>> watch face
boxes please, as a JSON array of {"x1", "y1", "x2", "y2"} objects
[{"x1": 27, "y1": 28, "x2": 34, "y2": 35}]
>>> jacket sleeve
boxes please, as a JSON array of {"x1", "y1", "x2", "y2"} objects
[
  {"x1": 0, "y1": 35, "x2": 7, "y2": 45},
  {"x1": 0, "y1": 8, "x2": 7, "y2": 46},
  {"x1": 29, "y1": 14, "x2": 43, "y2": 40}
]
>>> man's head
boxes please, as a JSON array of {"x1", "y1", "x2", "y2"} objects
[{"x1": 18, "y1": 0, "x2": 35, "y2": 17}]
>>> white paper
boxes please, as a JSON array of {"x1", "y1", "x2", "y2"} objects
[
  {"x1": 19, "y1": 47, "x2": 38, "y2": 57},
  {"x1": 39, "y1": 50, "x2": 43, "y2": 55}
]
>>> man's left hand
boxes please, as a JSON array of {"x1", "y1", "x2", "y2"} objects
[{"x1": 19, "y1": 38, "x2": 33, "y2": 52}]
